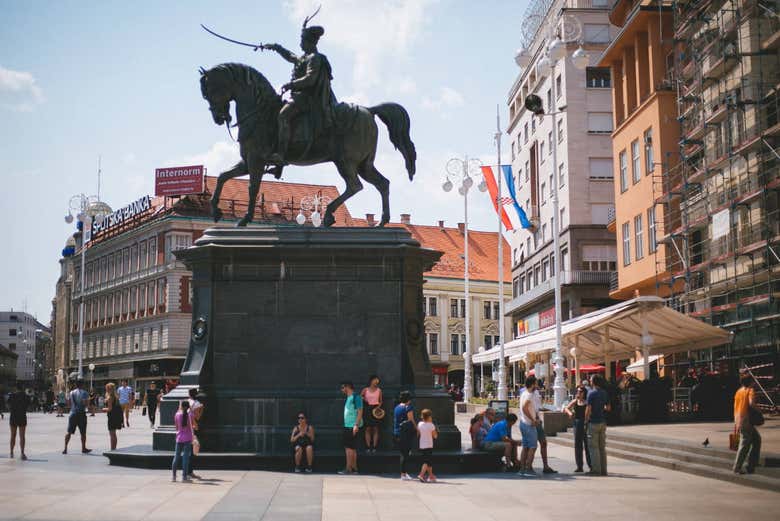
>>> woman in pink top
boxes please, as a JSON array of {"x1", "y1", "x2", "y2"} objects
[
  {"x1": 361, "y1": 375, "x2": 384, "y2": 453},
  {"x1": 171, "y1": 401, "x2": 193, "y2": 482}
]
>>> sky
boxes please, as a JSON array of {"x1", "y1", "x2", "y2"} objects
[{"x1": 0, "y1": 0, "x2": 530, "y2": 323}]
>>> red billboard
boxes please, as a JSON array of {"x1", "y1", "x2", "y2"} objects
[
  {"x1": 539, "y1": 307, "x2": 556, "y2": 329},
  {"x1": 155, "y1": 165, "x2": 204, "y2": 196}
]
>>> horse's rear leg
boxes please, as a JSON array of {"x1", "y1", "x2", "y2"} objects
[
  {"x1": 358, "y1": 161, "x2": 390, "y2": 227},
  {"x1": 323, "y1": 161, "x2": 363, "y2": 227},
  {"x1": 212, "y1": 160, "x2": 246, "y2": 222}
]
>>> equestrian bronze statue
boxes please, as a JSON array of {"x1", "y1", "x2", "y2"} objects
[{"x1": 199, "y1": 14, "x2": 416, "y2": 227}]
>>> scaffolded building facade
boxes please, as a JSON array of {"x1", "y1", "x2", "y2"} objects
[{"x1": 655, "y1": 0, "x2": 779, "y2": 376}]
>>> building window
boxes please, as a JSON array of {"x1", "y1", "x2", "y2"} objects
[
  {"x1": 524, "y1": 122, "x2": 529, "y2": 143},
  {"x1": 542, "y1": 223, "x2": 548, "y2": 243},
  {"x1": 450, "y1": 298, "x2": 458, "y2": 318},
  {"x1": 549, "y1": 175, "x2": 554, "y2": 198},
  {"x1": 140, "y1": 241, "x2": 148, "y2": 270},
  {"x1": 8, "y1": 343, "x2": 15, "y2": 351},
  {"x1": 587, "y1": 112, "x2": 613, "y2": 134},
  {"x1": 550, "y1": 253, "x2": 555, "y2": 276},
  {"x1": 558, "y1": 163, "x2": 565, "y2": 188},
  {"x1": 158, "y1": 278, "x2": 166, "y2": 307},
  {"x1": 428, "y1": 297, "x2": 437, "y2": 316},
  {"x1": 492, "y1": 302, "x2": 499, "y2": 320},
  {"x1": 166, "y1": 233, "x2": 192, "y2": 263},
  {"x1": 547, "y1": 131, "x2": 553, "y2": 156},
  {"x1": 484, "y1": 335, "x2": 493, "y2": 350},
  {"x1": 589, "y1": 158, "x2": 613, "y2": 179},
  {"x1": 540, "y1": 141, "x2": 545, "y2": 160},
  {"x1": 8, "y1": 328, "x2": 16, "y2": 336},
  {"x1": 519, "y1": 275, "x2": 526, "y2": 294},
  {"x1": 459, "y1": 298, "x2": 466, "y2": 318},
  {"x1": 123, "y1": 248, "x2": 130, "y2": 275},
  {"x1": 622, "y1": 222, "x2": 631, "y2": 266},
  {"x1": 149, "y1": 236, "x2": 157, "y2": 266},
  {"x1": 557, "y1": 119, "x2": 564, "y2": 143},
  {"x1": 546, "y1": 88, "x2": 552, "y2": 112},
  {"x1": 644, "y1": 128, "x2": 654, "y2": 175},
  {"x1": 532, "y1": 117, "x2": 536, "y2": 133},
  {"x1": 619, "y1": 150, "x2": 628, "y2": 192},
  {"x1": 461, "y1": 334, "x2": 467, "y2": 354},
  {"x1": 483, "y1": 301, "x2": 492, "y2": 320},
  {"x1": 429, "y1": 333, "x2": 439, "y2": 355},
  {"x1": 648, "y1": 207, "x2": 658, "y2": 253},
  {"x1": 533, "y1": 264, "x2": 540, "y2": 286},
  {"x1": 555, "y1": 74, "x2": 562, "y2": 98},
  {"x1": 524, "y1": 161, "x2": 530, "y2": 182},
  {"x1": 513, "y1": 276, "x2": 520, "y2": 298},
  {"x1": 450, "y1": 334, "x2": 458, "y2": 355},
  {"x1": 586, "y1": 67, "x2": 611, "y2": 88},
  {"x1": 526, "y1": 270, "x2": 532, "y2": 290},
  {"x1": 635, "y1": 215, "x2": 644, "y2": 260},
  {"x1": 542, "y1": 257, "x2": 549, "y2": 281},
  {"x1": 130, "y1": 244, "x2": 138, "y2": 273},
  {"x1": 631, "y1": 139, "x2": 641, "y2": 184},
  {"x1": 541, "y1": 183, "x2": 547, "y2": 204}
]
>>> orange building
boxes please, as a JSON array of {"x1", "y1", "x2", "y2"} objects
[{"x1": 598, "y1": 0, "x2": 680, "y2": 299}]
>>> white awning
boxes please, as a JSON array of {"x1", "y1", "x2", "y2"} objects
[
  {"x1": 472, "y1": 296, "x2": 731, "y2": 364},
  {"x1": 625, "y1": 355, "x2": 662, "y2": 373}
]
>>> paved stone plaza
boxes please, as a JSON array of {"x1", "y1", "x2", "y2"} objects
[{"x1": 1, "y1": 411, "x2": 778, "y2": 521}]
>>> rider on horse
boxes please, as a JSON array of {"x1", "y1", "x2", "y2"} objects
[{"x1": 262, "y1": 24, "x2": 337, "y2": 167}]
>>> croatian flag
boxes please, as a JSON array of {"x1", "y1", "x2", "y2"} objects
[
  {"x1": 480, "y1": 166, "x2": 514, "y2": 231},
  {"x1": 500, "y1": 165, "x2": 532, "y2": 229}
]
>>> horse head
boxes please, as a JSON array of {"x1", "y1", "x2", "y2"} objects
[{"x1": 200, "y1": 65, "x2": 232, "y2": 126}]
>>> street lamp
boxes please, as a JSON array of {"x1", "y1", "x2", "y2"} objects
[
  {"x1": 295, "y1": 191, "x2": 331, "y2": 228},
  {"x1": 442, "y1": 156, "x2": 486, "y2": 402},
  {"x1": 65, "y1": 194, "x2": 112, "y2": 379},
  {"x1": 522, "y1": 21, "x2": 590, "y2": 411},
  {"x1": 88, "y1": 363, "x2": 96, "y2": 392}
]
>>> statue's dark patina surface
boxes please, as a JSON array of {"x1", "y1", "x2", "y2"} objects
[{"x1": 199, "y1": 14, "x2": 416, "y2": 228}]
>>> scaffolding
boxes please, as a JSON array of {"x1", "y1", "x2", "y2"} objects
[{"x1": 654, "y1": 0, "x2": 780, "y2": 389}]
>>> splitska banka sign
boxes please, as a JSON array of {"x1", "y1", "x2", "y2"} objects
[{"x1": 91, "y1": 195, "x2": 152, "y2": 237}]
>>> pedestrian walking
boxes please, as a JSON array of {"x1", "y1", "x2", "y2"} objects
[
  {"x1": 63, "y1": 379, "x2": 92, "y2": 454},
  {"x1": 360, "y1": 375, "x2": 384, "y2": 453},
  {"x1": 564, "y1": 386, "x2": 592, "y2": 472},
  {"x1": 145, "y1": 382, "x2": 161, "y2": 428},
  {"x1": 103, "y1": 383, "x2": 123, "y2": 450},
  {"x1": 585, "y1": 375, "x2": 610, "y2": 476},
  {"x1": 291, "y1": 411, "x2": 315, "y2": 473},
  {"x1": 117, "y1": 380, "x2": 134, "y2": 427},
  {"x1": 393, "y1": 390, "x2": 416, "y2": 481},
  {"x1": 533, "y1": 385, "x2": 557, "y2": 474},
  {"x1": 171, "y1": 401, "x2": 194, "y2": 482},
  {"x1": 733, "y1": 373, "x2": 762, "y2": 474},
  {"x1": 56, "y1": 390, "x2": 66, "y2": 417},
  {"x1": 8, "y1": 382, "x2": 30, "y2": 460},
  {"x1": 518, "y1": 376, "x2": 541, "y2": 476},
  {"x1": 187, "y1": 388, "x2": 204, "y2": 479},
  {"x1": 416, "y1": 409, "x2": 438, "y2": 482},
  {"x1": 338, "y1": 381, "x2": 363, "y2": 475}
]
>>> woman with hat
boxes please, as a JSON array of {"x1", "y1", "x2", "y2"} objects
[{"x1": 361, "y1": 375, "x2": 384, "y2": 453}]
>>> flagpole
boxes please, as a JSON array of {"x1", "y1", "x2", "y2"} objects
[{"x1": 496, "y1": 106, "x2": 507, "y2": 401}]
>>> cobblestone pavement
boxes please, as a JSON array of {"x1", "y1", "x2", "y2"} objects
[{"x1": 0, "y1": 411, "x2": 778, "y2": 520}]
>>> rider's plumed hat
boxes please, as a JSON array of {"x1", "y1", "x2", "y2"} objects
[{"x1": 301, "y1": 25, "x2": 325, "y2": 43}]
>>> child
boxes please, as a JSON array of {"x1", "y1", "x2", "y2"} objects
[
  {"x1": 172, "y1": 401, "x2": 193, "y2": 482},
  {"x1": 417, "y1": 408, "x2": 438, "y2": 483}
]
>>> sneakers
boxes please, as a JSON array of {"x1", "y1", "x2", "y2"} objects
[
  {"x1": 543, "y1": 467, "x2": 558, "y2": 474},
  {"x1": 305, "y1": 467, "x2": 313, "y2": 474},
  {"x1": 294, "y1": 467, "x2": 303, "y2": 473},
  {"x1": 189, "y1": 473, "x2": 201, "y2": 480},
  {"x1": 337, "y1": 469, "x2": 354, "y2": 475},
  {"x1": 401, "y1": 473, "x2": 414, "y2": 481},
  {"x1": 574, "y1": 467, "x2": 584, "y2": 473},
  {"x1": 417, "y1": 475, "x2": 427, "y2": 483}
]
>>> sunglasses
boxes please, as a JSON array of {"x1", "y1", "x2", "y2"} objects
[{"x1": 298, "y1": 416, "x2": 306, "y2": 420}]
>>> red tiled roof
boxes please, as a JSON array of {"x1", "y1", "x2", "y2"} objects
[{"x1": 352, "y1": 219, "x2": 511, "y2": 283}]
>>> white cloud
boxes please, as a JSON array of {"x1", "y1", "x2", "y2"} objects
[
  {"x1": 0, "y1": 65, "x2": 44, "y2": 111},
  {"x1": 421, "y1": 86, "x2": 464, "y2": 113},
  {"x1": 283, "y1": 0, "x2": 435, "y2": 93},
  {"x1": 167, "y1": 141, "x2": 242, "y2": 176}
]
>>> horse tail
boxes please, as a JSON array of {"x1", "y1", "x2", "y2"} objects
[{"x1": 369, "y1": 103, "x2": 416, "y2": 180}]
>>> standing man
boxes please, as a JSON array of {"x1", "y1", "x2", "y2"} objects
[
  {"x1": 117, "y1": 380, "x2": 134, "y2": 428},
  {"x1": 533, "y1": 383, "x2": 557, "y2": 474},
  {"x1": 188, "y1": 388, "x2": 204, "y2": 479},
  {"x1": 518, "y1": 376, "x2": 540, "y2": 476},
  {"x1": 733, "y1": 373, "x2": 762, "y2": 474},
  {"x1": 338, "y1": 381, "x2": 363, "y2": 475},
  {"x1": 585, "y1": 374, "x2": 610, "y2": 476},
  {"x1": 145, "y1": 382, "x2": 161, "y2": 428},
  {"x1": 63, "y1": 379, "x2": 91, "y2": 454},
  {"x1": 8, "y1": 382, "x2": 30, "y2": 460}
]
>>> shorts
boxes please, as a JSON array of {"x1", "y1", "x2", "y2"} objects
[
  {"x1": 121, "y1": 402, "x2": 131, "y2": 410},
  {"x1": 536, "y1": 423, "x2": 547, "y2": 442},
  {"x1": 9, "y1": 413, "x2": 27, "y2": 427},
  {"x1": 419, "y1": 448, "x2": 433, "y2": 465},
  {"x1": 482, "y1": 441, "x2": 507, "y2": 453},
  {"x1": 342, "y1": 427, "x2": 358, "y2": 449},
  {"x1": 67, "y1": 412, "x2": 87, "y2": 435},
  {"x1": 520, "y1": 422, "x2": 538, "y2": 449}
]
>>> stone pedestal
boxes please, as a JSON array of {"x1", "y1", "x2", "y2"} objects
[{"x1": 153, "y1": 226, "x2": 461, "y2": 454}]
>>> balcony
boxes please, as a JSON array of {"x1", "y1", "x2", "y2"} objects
[{"x1": 506, "y1": 270, "x2": 614, "y2": 315}]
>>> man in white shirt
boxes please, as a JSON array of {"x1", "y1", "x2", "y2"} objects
[
  {"x1": 518, "y1": 376, "x2": 540, "y2": 475},
  {"x1": 533, "y1": 385, "x2": 557, "y2": 474}
]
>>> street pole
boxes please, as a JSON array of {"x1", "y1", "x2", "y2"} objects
[
  {"x1": 77, "y1": 223, "x2": 86, "y2": 380},
  {"x1": 549, "y1": 60, "x2": 566, "y2": 411},
  {"x1": 496, "y1": 107, "x2": 507, "y2": 401},
  {"x1": 463, "y1": 157, "x2": 472, "y2": 403}
]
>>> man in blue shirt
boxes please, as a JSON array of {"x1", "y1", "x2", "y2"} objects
[
  {"x1": 117, "y1": 380, "x2": 134, "y2": 428},
  {"x1": 482, "y1": 413, "x2": 520, "y2": 470},
  {"x1": 63, "y1": 379, "x2": 91, "y2": 454},
  {"x1": 585, "y1": 374, "x2": 610, "y2": 476},
  {"x1": 338, "y1": 381, "x2": 363, "y2": 474}
]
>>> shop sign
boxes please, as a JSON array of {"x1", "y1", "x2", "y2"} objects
[
  {"x1": 539, "y1": 307, "x2": 556, "y2": 329},
  {"x1": 155, "y1": 165, "x2": 205, "y2": 196},
  {"x1": 91, "y1": 195, "x2": 152, "y2": 238}
]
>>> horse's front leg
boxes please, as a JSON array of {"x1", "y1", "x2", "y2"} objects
[
  {"x1": 237, "y1": 158, "x2": 265, "y2": 227},
  {"x1": 211, "y1": 160, "x2": 246, "y2": 222}
]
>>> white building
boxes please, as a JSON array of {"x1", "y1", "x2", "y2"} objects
[
  {"x1": 0, "y1": 311, "x2": 45, "y2": 383},
  {"x1": 505, "y1": 0, "x2": 618, "y2": 343}
]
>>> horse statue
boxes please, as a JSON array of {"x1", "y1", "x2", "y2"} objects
[{"x1": 199, "y1": 62, "x2": 416, "y2": 227}]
